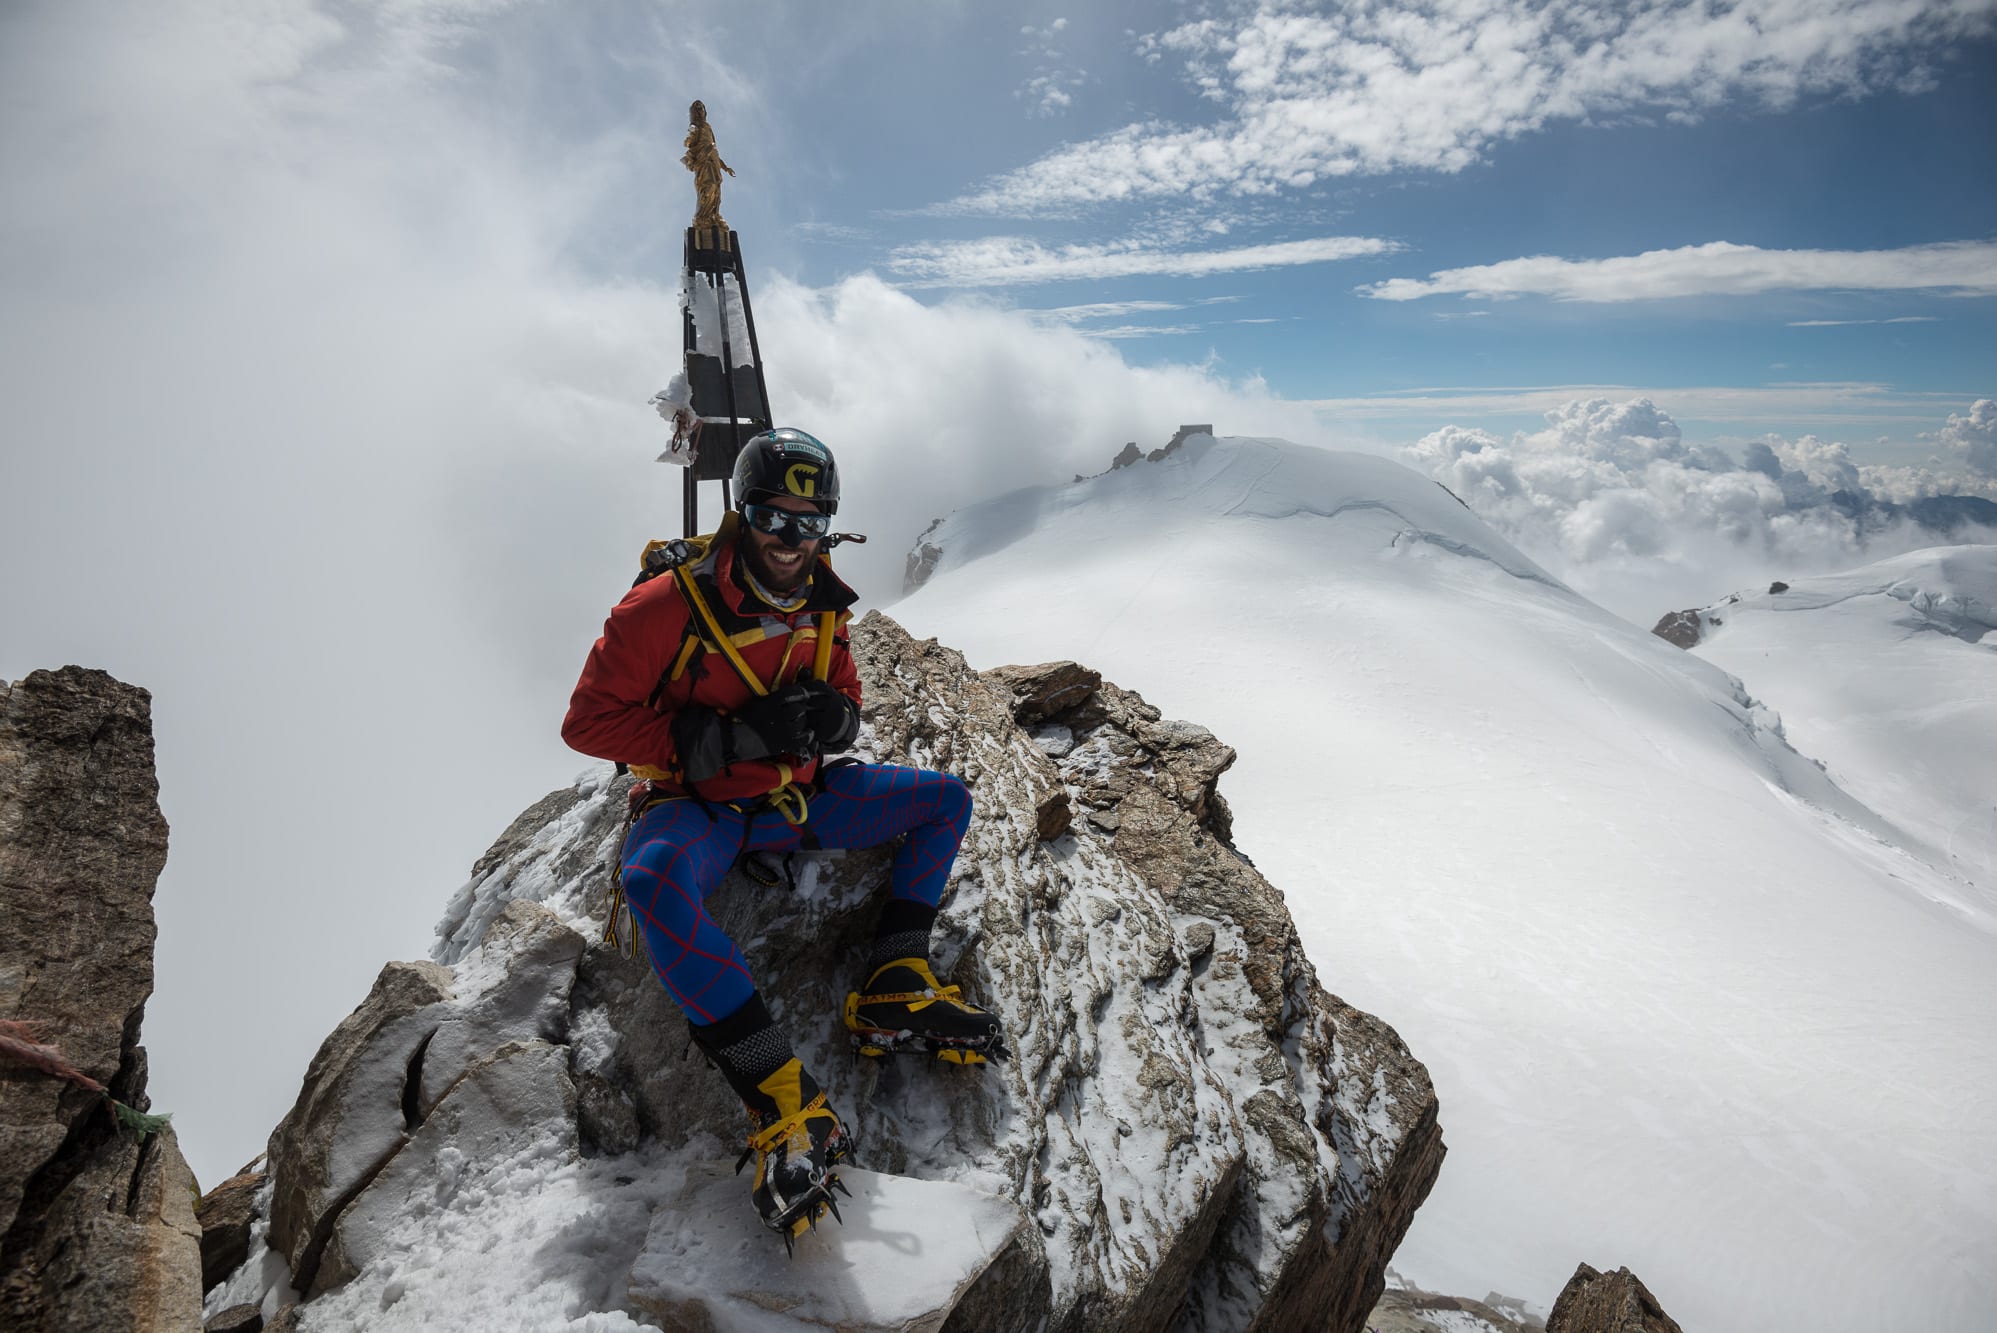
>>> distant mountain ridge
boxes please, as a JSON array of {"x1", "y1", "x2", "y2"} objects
[{"x1": 1829, "y1": 488, "x2": 1997, "y2": 536}]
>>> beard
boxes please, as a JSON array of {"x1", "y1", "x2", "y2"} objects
[{"x1": 745, "y1": 538, "x2": 812, "y2": 594}]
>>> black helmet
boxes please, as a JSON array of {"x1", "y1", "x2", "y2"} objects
[{"x1": 732, "y1": 427, "x2": 839, "y2": 516}]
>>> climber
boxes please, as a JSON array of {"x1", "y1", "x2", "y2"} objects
[{"x1": 561, "y1": 427, "x2": 1006, "y2": 1244}]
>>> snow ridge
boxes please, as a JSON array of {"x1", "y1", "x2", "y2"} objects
[{"x1": 1692, "y1": 544, "x2": 1997, "y2": 898}]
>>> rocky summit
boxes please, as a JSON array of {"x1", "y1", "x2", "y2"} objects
[{"x1": 206, "y1": 613, "x2": 1443, "y2": 1331}]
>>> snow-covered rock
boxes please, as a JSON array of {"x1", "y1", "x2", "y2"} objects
[
  {"x1": 211, "y1": 616, "x2": 1440, "y2": 1331},
  {"x1": 625, "y1": 1167, "x2": 1025, "y2": 1333}
]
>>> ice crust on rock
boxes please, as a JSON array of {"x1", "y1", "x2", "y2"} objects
[{"x1": 216, "y1": 613, "x2": 1439, "y2": 1332}]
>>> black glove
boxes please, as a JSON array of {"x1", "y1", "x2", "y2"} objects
[
  {"x1": 671, "y1": 684, "x2": 816, "y2": 782},
  {"x1": 801, "y1": 680, "x2": 860, "y2": 753},
  {"x1": 737, "y1": 683, "x2": 817, "y2": 757}
]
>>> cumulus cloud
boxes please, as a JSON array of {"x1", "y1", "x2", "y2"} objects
[
  {"x1": 1938, "y1": 398, "x2": 1997, "y2": 477},
  {"x1": 888, "y1": 233, "x2": 1398, "y2": 287},
  {"x1": 946, "y1": 0, "x2": 1996, "y2": 213},
  {"x1": 1360, "y1": 240, "x2": 1997, "y2": 302},
  {"x1": 1402, "y1": 397, "x2": 1997, "y2": 621}
]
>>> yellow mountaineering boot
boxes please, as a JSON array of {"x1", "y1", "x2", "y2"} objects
[
  {"x1": 736, "y1": 1058, "x2": 852, "y2": 1251},
  {"x1": 844, "y1": 958, "x2": 1009, "y2": 1065},
  {"x1": 686, "y1": 995, "x2": 850, "y2": 1250}
]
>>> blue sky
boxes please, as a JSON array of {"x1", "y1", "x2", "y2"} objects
[{"x1": 517, "y1": 0, "x2": 1997, "y2": 462}]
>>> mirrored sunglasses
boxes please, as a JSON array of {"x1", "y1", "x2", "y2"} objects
[{"x1": 743, "y1": 504, "x2": 831, "y2": 540}]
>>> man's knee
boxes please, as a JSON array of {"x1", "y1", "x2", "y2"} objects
[{"x1": 926, "y1": 770, "x2": 973, "y2": 828}]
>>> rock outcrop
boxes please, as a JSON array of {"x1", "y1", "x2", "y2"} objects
[
  {"x1": 261, "y1": 900, "x2": 585, "y2": 1299},
  {"x1": 196, "y1": 1163, "x2": 266, "y2": 1294},
  {"x1": 0, "y1": 668, "x2": 203, "y2": 1331},
  {"x1": 211, "y1": 614, "x2": 1442, "y2": 1330},
  {"x1": 904, "y1": 517, "x2": 948, "y2": 596},
  {"x1": 1648, "y1": 608, "x2": 1703, "y2": 649},
  {"x1": 1546, "y1": 1264, "x2": 1683, "y2": 1333}
]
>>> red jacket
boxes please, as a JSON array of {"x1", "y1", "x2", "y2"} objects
[{"x1": 562, "y1": 518, "x2": 861, "y2": 803}]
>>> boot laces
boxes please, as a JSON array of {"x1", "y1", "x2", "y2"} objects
[{"x1": 736, "y1": 1092, "x2": 839, "y2": 1174}]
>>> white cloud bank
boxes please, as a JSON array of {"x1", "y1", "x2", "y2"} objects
[
  {"x1": 0, "y1": 0, "x2": 728, "y2": 1190},
  {"x1": 1402, "y1": 396, "x2": 1997, "y2": 621},
  {"x1": 750, "y1": 273, "x2": 1336, "y2": 595},
  {"x1": 946, "y1": 0, "x2": 1997, "y2": 213},
  {"x1": 888, "y1": 233, "x2": 1398, "y2": 287},
  {"x1": 1362, "y1": 240, "x2": 1997, "y2": 302}
]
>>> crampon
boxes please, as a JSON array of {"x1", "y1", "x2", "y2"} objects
[
  {"x1": 735, "y1": 1088, "x2": 852, "y2": 1255},
  {"x1": 843, "y1": 958, "x2": 1009, "y2": 1066}
]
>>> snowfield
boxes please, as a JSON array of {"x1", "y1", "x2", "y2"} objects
[
  {"x1": 890, "y1": 434, "x2": 1997, "y2": 1333},
  {"x1": 1688, "y1": 546, "x2": 1997, "y2": 895}
]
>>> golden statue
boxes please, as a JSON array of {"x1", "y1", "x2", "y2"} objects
[{"x1": 682, "y1": 100, "x2": 734, "y2": 231}]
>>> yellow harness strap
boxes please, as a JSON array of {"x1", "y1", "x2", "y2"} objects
[
  {"x1": 812, "y1": 611, "x2": 836, "y2": 681},
  {"x1": 671, "y1": 565, "x2": 834, "y2": 825},
  {"x1": 674, "y1": 565, "x2": 771, "y2": 698}
]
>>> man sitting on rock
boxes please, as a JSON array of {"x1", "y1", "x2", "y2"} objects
[{"x1": 561, "y1": 427, "x2": 1005, "y2": 1245}]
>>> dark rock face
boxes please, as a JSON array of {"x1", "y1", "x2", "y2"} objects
[
  {"x1": 0, "y1": 667, "x2": 202, "y2": 1330},
  {"x1": 1033, "y1": 790, "x2": 1073, "y2": 840},
  {"x1": 1545, "y1": 1264, "x2": 1683, "y2": 1333},
  {"x1": 996, "y1": 660, "x2": 1102, "y2": 725},
  {"x1": 196, "y1": 1165, "x2": 266, "y2": 1294},
  {"x1": 1650, "y1": 609, "x2": 1702, "y2": 649},
  {"x1": 205, "y1": 1303, "x2": 265, "y2": 1332},
  {"x1": 903, "y1": 517, "x2": 948, "y2": 596}
]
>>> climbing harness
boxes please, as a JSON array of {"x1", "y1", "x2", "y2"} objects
[{"x1": 598, "y1": 521, "x2": 861, "y2": 957}]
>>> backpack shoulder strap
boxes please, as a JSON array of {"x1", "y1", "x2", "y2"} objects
[{"x1": 674, "y1": 563, "x2": 772, "y2": 697}]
